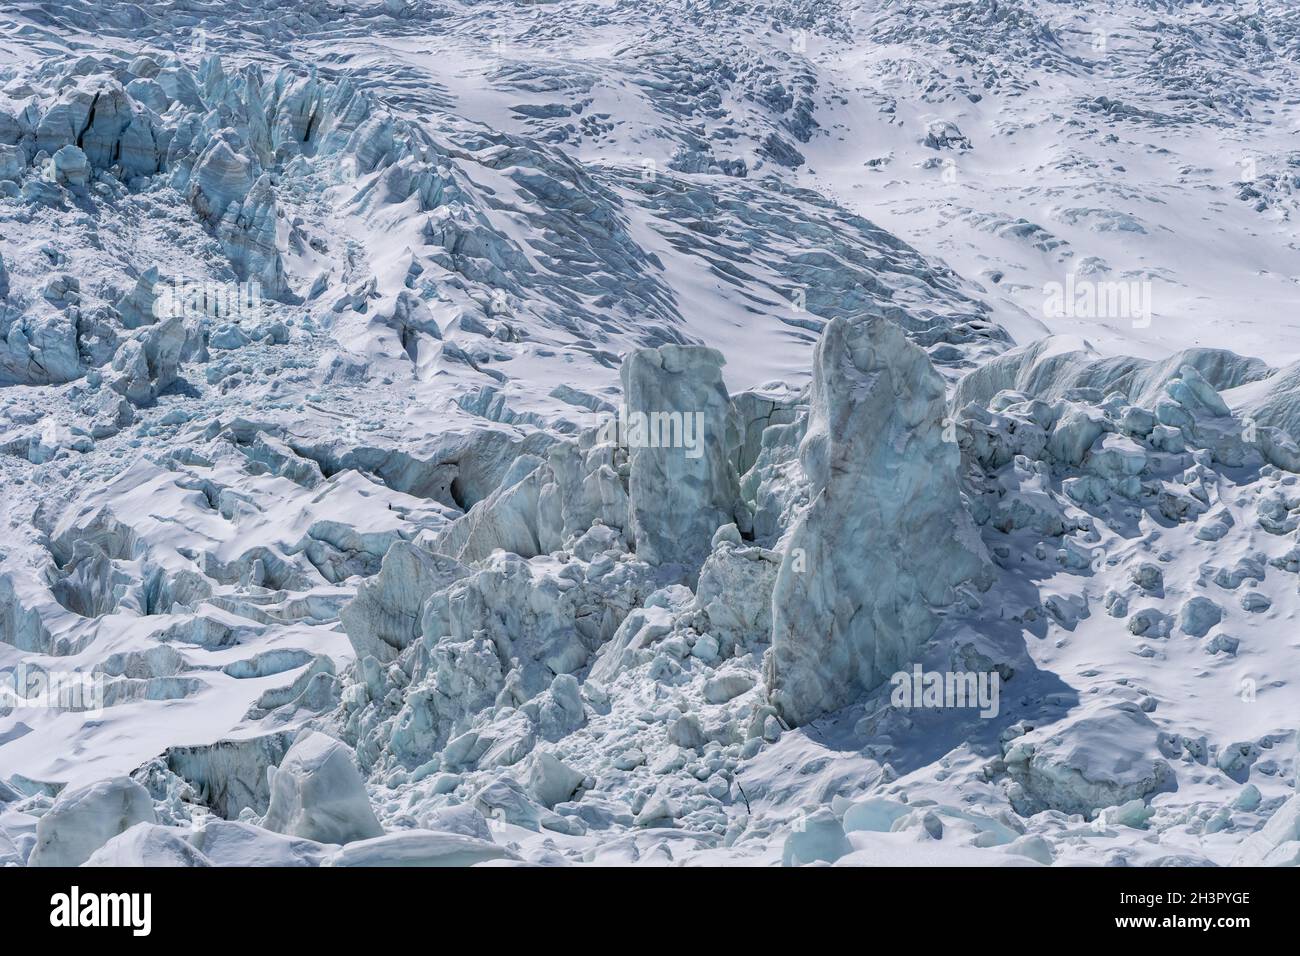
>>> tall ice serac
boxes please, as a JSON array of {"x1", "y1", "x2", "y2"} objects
[
  {"x1": 620, "y1": 344, "x2": 744, "y2": 573},
  {"x1": 765, "y1": 316, "x2": 992, "y2": 726}
]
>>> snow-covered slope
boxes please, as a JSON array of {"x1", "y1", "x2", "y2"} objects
[{"x1": 1, "y1": 0, "x2": 1298, "y2": 868}]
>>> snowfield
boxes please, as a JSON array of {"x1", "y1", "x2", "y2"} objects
[{"x1": 1, "y1": 0, "x2": 1298, "y2": 868}]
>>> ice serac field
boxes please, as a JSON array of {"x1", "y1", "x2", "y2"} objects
[{"x1": 0, "y1": 0, "x2": 1298, "y2": 868}]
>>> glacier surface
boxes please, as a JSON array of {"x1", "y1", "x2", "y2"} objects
[{"x1": 0, "y1": 0, "x2": 1298, "y2": 868}]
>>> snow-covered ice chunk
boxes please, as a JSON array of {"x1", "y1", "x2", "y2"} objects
[
  {"x1": 340, "y1": 542, "x2": 468, "y2": 663},
  {"x1": 842, "y1": 798, "x2": 910, "y2": 833},
  {"x1": 83, "y1": 823, "x2": 213, "y2": 867},
  {"x1": 782, "y1": 808, "x2": 851, "y2": 866},
  {"x1": 527, "y1": 750, "x2": 585, "y2": 809},
  {"x1": 1177, "y1": 596, "x2": 1222, "y2": 638},
  {"x1": 28, "y1": 777, "x2": 157, "y2": 867},
  {"x1": 262, "y1": 732, "x2": 382, "y2": 845},
  {"x1": 189, "y1": 819, "x2": 331, "y2": 867},
  {"x1": 1231, "y1": 794, "x2": 1300, "y2": 866},
  {"x1": 1003, "y1": 702, "x2": 1175, "y2": 816},
  {"x1": 323, "y1": 830, "x2": 517, "y2": 867}
]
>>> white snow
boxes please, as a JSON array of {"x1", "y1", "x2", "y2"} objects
[{"x1": 0, "y1": 0, "x2": 1297, "y2": 868}]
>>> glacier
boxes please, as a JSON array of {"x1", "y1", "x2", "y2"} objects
[{"x1": 0, "y1": 0, "x2": 1298, "y2": 869}]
